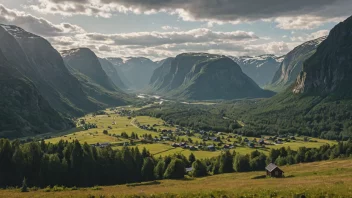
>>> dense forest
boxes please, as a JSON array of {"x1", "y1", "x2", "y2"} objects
[
  {"x1": 0, "y1": 138, "x2": 351, "y2": 189},
  {"x1": 138, "y1": 103, "x2": 242, "y2": 132},
  {"x1": 139, "y1": 91, "x2": 352, "y2": 141}
]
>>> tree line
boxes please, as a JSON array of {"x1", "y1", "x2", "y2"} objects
[{"x1": 0, "y1": 138, "x2": 351, "y2": 188}]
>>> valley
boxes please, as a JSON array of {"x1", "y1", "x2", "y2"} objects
[
  {"x1": 0, "y1": 2, "x2": 351, "y2": 197},
  {"x1": 43, "y1": 105, "x2": 336, "y2": 160}
]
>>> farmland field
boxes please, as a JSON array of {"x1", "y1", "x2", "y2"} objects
[
  {"x1": 2, "y1": 158, "x2": 352, "y2": 197},
  {"x1": 44, "y1": 106, "x2": 337, "y2": 159}
]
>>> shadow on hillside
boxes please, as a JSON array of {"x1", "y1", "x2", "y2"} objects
[{"x1": 126, "y1": 181, "x2": 161, "y2": 187}]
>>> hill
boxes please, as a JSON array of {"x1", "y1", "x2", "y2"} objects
[
  {"x1": 268, "y1": 37, "x2": 326, "y2": 92},
  {"x1": 107, "y1": 57, "x2": 158, "y2": 90},
  {"x1": 230, "y1": 54, "x2": 283, "y2": 86},
  {"x1": 149, "y1": 53, "x2": 274, "y2": 100},
  {"x1": 0, "y1": 25, "x2": 98, "y2": 116},
  {"x1": 62, "y1": 48, "x2": 129, "y2": 107}
]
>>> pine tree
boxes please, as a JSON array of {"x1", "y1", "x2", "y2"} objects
[
  {"x1": 188, "y1": 153, "x2": 196, "y2": 165},
  {"x1": 191, "y1": 160, "x2": 207, "y2": 177}
]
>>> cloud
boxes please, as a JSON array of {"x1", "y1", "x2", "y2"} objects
[
  {"x1": 274, "y1": 16, "x2": 343, "y2": 30},
  {"x1": 28, "y1": 0, "x2": 351, "y2": 29},
  {"x1": 84, "y1": 28, "x2": 258, "y2": 46},
  {"x1": 162, "y1": 26, "x2": 179, "y2": 30},
  {"x1": 290, "y1": 30, "x2": 329, "y2": 42},
  {"x1": 0, "y1": 4, "x2": 84, "y2": 36}
]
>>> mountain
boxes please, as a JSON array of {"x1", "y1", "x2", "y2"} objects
[
  {"x1": 62, "y1": 48, "x2": 128, "y2": 106},
  {"x1": 0, "y1": 50, "x2": 70, "y2": 138},
  {"x1": 107, "y1": 57, "x2": 158, "y2": 90},
  {"x1": 0, "y1": 25, "x2": 98, "y2": 116},
  {"x1": 230, "y1": 16, "x2": 352, "y2": 140},
  {"x1": 230, "y1": 54, "x2": 283, "y2": 86},
  {"x1": 268, "y1": 37, "x2": 326, "y2": 92},
  {"x1": 149, "y1": 53, "x2": 275, "y2": 100},
  {"x1": 149, "y1": 57, "x2": 174, "y2": 91},
  {"x1": 98, "y1": 58, "x2": 127, "y2": 90},
  {"x1": 293, "y1": 17, "x2": 352, "y2": 96},
  {"x1": 62, "y1": 48, "x2": 117, "y2": 91}
]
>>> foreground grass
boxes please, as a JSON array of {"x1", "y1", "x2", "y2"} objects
[{"x1": 2, "y1": 159, "x2": 352, "y2": 198}]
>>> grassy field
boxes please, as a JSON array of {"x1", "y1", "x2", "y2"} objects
[
  {"x1": 2, "y1": 158, "x2": 351, "y2": 197},
  {"x1": 44, "y1": 106, "x2": 337, "y2": 159}
]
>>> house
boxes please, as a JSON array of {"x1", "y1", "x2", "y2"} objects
[
  {"x1": 189, "y1": 146, "x2": 197, "y2": 151},
  {"x1": 207, "y1": 145, "x2": 216, "y2": 151},
  {"x1": 186, "y1": 167, "x2": 193, "y2": 173},
  {"x1": 259, "y1": 139, "x2": 265, "y2": 145},
  {"x1": 171, "y1": 143, "x2": 180, "y2": 147},
  {"x1": 265, "y1": 163, "x2": 284, "y2": 178}
]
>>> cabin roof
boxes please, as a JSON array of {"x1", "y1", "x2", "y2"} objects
[{"x1": 265, "y1": 163, "x2": 284, "y2": 172}]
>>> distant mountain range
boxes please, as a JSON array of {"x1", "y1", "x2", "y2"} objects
[
  {"x1": 98, "y1": 58, "x2": 127, "y2": 90},
  {"x1": 148, "y1": 53, "x2": 275, "y2": 100},
  {"x1": 230, "y1": 54, "x2": 283, "y2": 86},
  {"x1": 107, "y1": 57, "x2": 158, "y2": 90}
]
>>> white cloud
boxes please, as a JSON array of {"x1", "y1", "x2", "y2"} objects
[
  {"x1": 84, "y1": 28, "x2": 258, "y2": 46},
  {"x1": 275, "y1": 16, "x2": 343, "y2": 30},
  {"x1": 27, "y1": 0, "x2": 351, "y2": 30},
  {"x1": 290, "y1": 30, "x2": 329, "y2": 42},
  {"x1": 161, "y1": 26, "x2": 179, "y2": 30},
  {"x1": 0, "y1": 4, "x2": 84, "y2": 36}
]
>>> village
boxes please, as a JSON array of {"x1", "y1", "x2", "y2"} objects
[{"x1": 39, "y1": 106, "x2": 335, "y2": 160}]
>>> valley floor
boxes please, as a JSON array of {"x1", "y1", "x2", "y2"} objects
[{"x1": 1, "y1": 159, "x2": 352, "y2": 198}]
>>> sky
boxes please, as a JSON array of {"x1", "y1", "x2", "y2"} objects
[{"x1": 0, "y1": 0, "x2": 351, "y2": 60}]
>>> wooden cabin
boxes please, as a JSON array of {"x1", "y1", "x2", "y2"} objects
[{"x1": 265, "y1": 163, "x2": 284, "y2": 178}]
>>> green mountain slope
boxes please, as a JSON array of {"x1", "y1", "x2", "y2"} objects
[
  {"x1": 62, "y1": 48, "x2": 128, "y2": 107},
  {"x1": 0, "y1": 25, "x2": 98, "y2": 116},
  {"x1": 149, "y1": 53, "x2": 274, "y2": 100},
  {"x1": 0, "y1": 50, "x2": 70, "y2": 138}
]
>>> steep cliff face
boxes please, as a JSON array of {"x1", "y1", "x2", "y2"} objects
[
  {"x1": 293, "y1": 16, "x2": 352, "y2": 96},
  {"x1": 149, "y1": 57, "x2": 174, "y2": 91},
  {"x1": 149, "y1": 53, "x2": 221, "y2": 94},
  {"x1": 269, "y1": 37, "x2": 326, "y2": 92},
  {"x1": 230, "y1": 54, "x2": 283, "y2": 86},
  {"x1": 105, "y1": 58, "x2": 132, "y2": 89},
  {"x1": 62, "y1": 48, "x2": 117, "y2": 91},
  {"x1": 149, "y1": 53, "x2": 274, "y2": 100},
  {"x1": 170, "y1": 57, "x2": 274, "y2": 100},
  {"x1": 0, "y1": 25, "x2": 97, "y2": 116},
  {"x1": 0, "y1": 50, "x2": 69, "y2": 138},
  {"x1": 98, "y1": 58, "x2": 126, "y2": 90}
]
